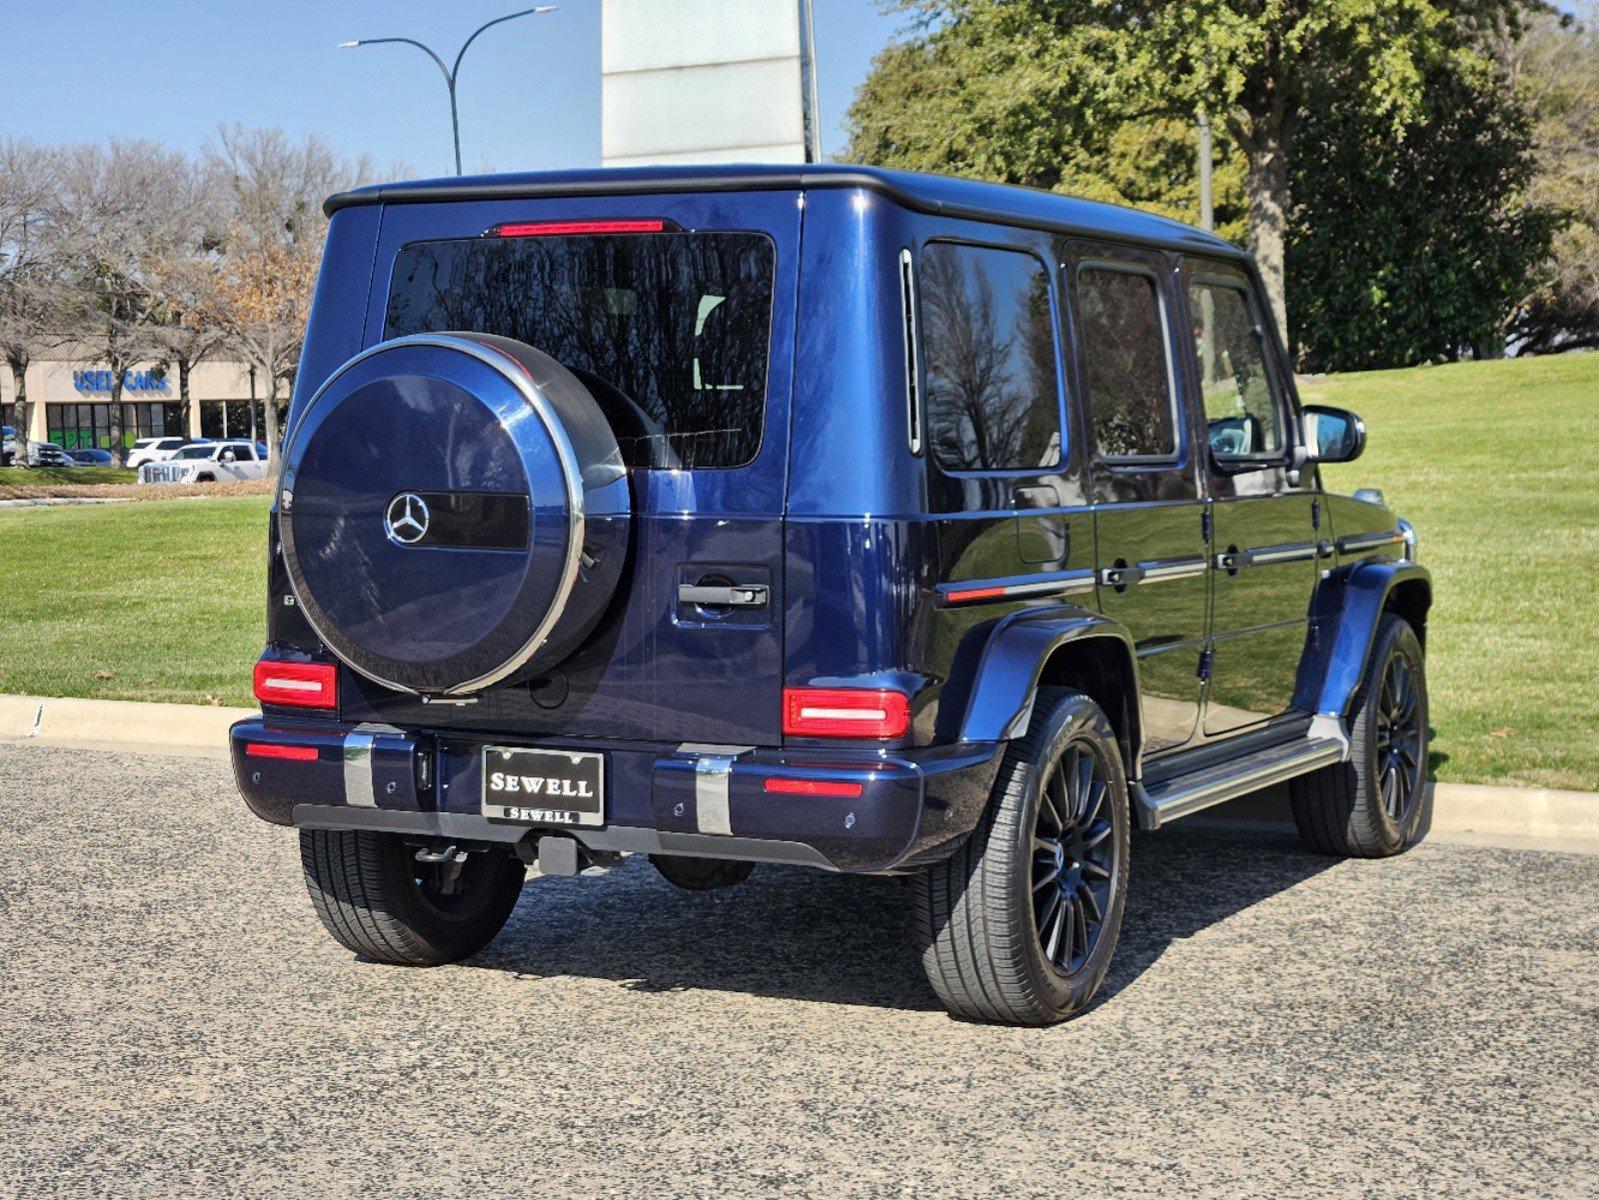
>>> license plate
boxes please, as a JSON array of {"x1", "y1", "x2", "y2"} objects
[{"x1": 481, "y1": 746, "x2": 605, "y2": 827}]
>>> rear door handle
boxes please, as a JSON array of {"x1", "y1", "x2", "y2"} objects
[{"x1": 678, "y1": 584, "x2": 770, "y2": 608}]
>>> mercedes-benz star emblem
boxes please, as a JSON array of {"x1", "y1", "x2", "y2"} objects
[{"x1": 384, "y1": 492, "x2": 430, "y2": 546}]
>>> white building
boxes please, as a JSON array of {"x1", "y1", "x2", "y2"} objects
[
  {"x1": 1, "y1": 352, "x2": 265, "y2": 449},
  {"x1": 601, "y1": 0, "x2": 820, "y2": 166}
]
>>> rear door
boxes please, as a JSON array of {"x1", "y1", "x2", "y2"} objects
[
  {"x1": 1064, "y1": 245, "x2": 1209, "y2": 757},
  {"x1": 363, "y1": 191, "x2": 800, "y2": 746},
  {"x1": 1179, "y1": 261, "x2": 1319, "y2": 737}
]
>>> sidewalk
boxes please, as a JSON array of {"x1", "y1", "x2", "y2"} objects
[
  {"x1": 3, "y1": 693, "x2": 1595, "y2": 850},
  {"x1": 0, "y1": 693, "x2": 251, "y2": 758}
]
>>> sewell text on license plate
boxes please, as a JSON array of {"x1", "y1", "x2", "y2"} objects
[{"x1": 481, "y1": 746, "x2": 605, "y2": 827}]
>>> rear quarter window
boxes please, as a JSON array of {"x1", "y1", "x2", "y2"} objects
[
  {"x1": 919, "y1": 241, "x2": 1062, "y2": 473},
  {"x1": 383, "y1": 232, "x2": 775, "y2": 470}
]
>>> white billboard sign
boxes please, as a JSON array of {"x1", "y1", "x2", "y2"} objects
[{"x1": 601, "y1": 0, "x2": 819, "y2": 167}]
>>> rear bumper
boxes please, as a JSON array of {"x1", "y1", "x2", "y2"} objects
[{"x1": 230, "y1": 717, "x2": 1003, "y2": 873}]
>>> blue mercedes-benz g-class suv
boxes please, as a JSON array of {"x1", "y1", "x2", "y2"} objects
[{"x1": 233, "y1": 165, "x2": 1429, "y2": 1026}]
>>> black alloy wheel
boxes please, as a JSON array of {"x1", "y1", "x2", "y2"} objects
[
  {"x1": 915, "y1": 687, "x2": 1131, "y2": 1025},
  {"x1": 1290, "y1": 613, "x2": 1431, "y2": 858},
  {"x1": 1031, "y1": 740, "x2": 1117, "y2": 974},
  {"x1": 1374, "y1": 649, "x2": 1424, "y2": 825}
]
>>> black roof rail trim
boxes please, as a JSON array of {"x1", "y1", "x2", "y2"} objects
[{"x1": 322, "y1": 169, "x2": 1250, "y2": 261}]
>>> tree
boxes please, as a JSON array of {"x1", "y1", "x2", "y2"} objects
[
  {"x1": 855, "y1": 0, "x2": 1520, "y2": 339},
  {"x1": 1499, "y1": 3, "x2": 1599, "y2": 353},
  {"x1": 1287, "y1": 52, "x2": 1554, "y2": 369},
  {"x1": 149, "y1": 158, "x2": 229, "y2": 439},
  {"x1": 0, "y1": 139, "x2": 64, "y2": 463},
  {"x1": 52, "y1": 139, "x2": 194, "y2": 465},
  {"x1": 195, "y1": 126, "x2": 373, "y2": 469},
  {"x1": 844, "y1": 12, "x2": 1250, "y2": 243}
]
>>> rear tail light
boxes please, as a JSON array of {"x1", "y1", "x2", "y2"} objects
[
  {"x1": 253, "y1": 659, "x2": 338, "y2": 710},
  {"x1": 245, "y1": 742, "x2": 319, "y2": 762},
  {"x1": 763, "y1": 777, "x2": 864, "y2": 798},
  {"x1": 490, "y1": 219, "x2": 668, "y2": 237},
  {"x1": 782, "y1": 688, "x2": 910, "y2": 740}
]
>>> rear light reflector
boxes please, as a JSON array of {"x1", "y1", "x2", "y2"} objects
[
  {"x1": 253, "y1": 660, "x2": 338, "y2": 710},
  {"x1": 944, "y1": 585, "x2": 1007, "y2": 604},
  {"x1": 491, "y1": 219, "x2": 667, "y2": 237},
  {"x1": 245, "y1": 743, "x2": 319, "y2": 762},
  {"x1": 763, "y1": 777, "x2": 864, "y2": 798},
  {"x1": 782, "y1": 688, "x2": 910, "y2": 739}
]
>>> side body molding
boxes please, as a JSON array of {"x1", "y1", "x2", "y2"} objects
[
  {"x1": 1298, "y1": 558, "x2": 1432, "y2": 719},
  {"x1": 944, "y1": 604, "x2": 1142, "y2": 769}
]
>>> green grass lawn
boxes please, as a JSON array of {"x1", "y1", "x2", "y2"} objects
[
  {"x1": 0, "y1": 466, "x2": 138, "y2": 486},
  {"x1": 0, "y1": 496, "x2": 269, "y2": 707},
  {"x1": 1309, "y1": 354, "x2": 1599, "y2": 790},
  {"x1": 1, "y1": 354, "x2": 1595, "y2": 786}
]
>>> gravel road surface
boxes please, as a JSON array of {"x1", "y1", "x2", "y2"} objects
[{"x1": 3, "y1": 744, "x2": 1595, "y2": 1199}]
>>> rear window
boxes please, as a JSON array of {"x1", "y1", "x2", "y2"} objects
[{"x1": 384, "y1": 232, "x2": 775, "y2": 469}]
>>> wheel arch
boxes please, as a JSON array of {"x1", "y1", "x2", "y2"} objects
[
  {"x1": 1299, "y1": 558, "x2": 1432, "y2": 720},
  {"x1": 948, "y1": 606, "x2": 1144, "y2": 779}
]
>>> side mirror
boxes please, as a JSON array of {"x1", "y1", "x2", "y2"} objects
[
  {"x1": 1301, "y1": 404, "x2": 1366, "y2": 465},
  {"x1": 221, "y1": 450, "x2": 236, "y2": 462}
]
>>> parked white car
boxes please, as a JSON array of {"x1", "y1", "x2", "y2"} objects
[
  {"x1": 126, "y1": 436, "x2": 201, "y2": 469},
  {"x1": 139, "y1": 441, "x2": 269, "y2": 484}
]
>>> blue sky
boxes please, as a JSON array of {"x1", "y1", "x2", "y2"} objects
[
  {"x1": 0, "y1": 1, "x2": 907, "y2": 176},
  {"x1": 1, "y1": 1, "x2": 1581, "y2": 179}
]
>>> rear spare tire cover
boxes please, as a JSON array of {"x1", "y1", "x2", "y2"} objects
[{"x1": 279, "y1": 333, "x2": 630, "y2": 696}]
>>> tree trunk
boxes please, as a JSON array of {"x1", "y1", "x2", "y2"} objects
[
  {"x1": 262, "y1": 374, "x2": 281, "y2": 479},
  {"x1": 108, "y1": 371, "x2": 127, "y2": 467},
  {"x1": 7, "y1": 351, "x2": 29, "y2": 464},
  {"x1": 177, "y1": 355, "x2": 192, "y2": 438},
  {"x1": 1242, "y1": 122, "x2": 1292, "y2": 347}
]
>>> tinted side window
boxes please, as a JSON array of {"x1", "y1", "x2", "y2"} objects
[
  {"x1": 1187, "y1": 282, "x2": 1283, "y2": 457},
  {"x1": 920, "y1": 242, "x2": 1061, "y2": 472},
  {"x1": 1077, "y1": 267, "x2": 1177, "y2": 459}
]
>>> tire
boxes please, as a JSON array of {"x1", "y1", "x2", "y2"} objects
[
  {"x1": 299, "y1": 830, "x2": 525, "y2": 966},
  {"x1": 1290, "y1": 613, "x2": 1430, "y2": 857},
  {"x1": 914, "y1": 687, "x2": 1131, "y2": 1026},
  {"x1": 650, "y1": 855, "x2": 755, "y2": 891},
  {"x1": 195, "y1": 473, "x2": 215, "y2": 483}
]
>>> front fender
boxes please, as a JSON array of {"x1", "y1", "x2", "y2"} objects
[
  {"x1": 1298, "y1": 558, "x2": 1432, "y2": 718},
  {"x1": 942, "y1": 603, "x2": 1139, "y2": 749}
]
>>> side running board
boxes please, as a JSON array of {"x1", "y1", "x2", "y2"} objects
[{"x1": 1132, "y1": 736, "x2": 1347, "y2": 830}]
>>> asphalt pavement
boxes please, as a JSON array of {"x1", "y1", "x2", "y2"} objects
[{"x1": 3, "y1": 744, "x2": 1596, "y2": 1199}]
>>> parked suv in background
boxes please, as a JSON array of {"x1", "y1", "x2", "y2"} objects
[
  {"x1": 232, "y1": 166, "x2": 1430, "y2": 1026},
  {"x1": 127, "y1": 436, "x2": 202, "y2": 469},
  {"x1": 139, "y1": 440, "x2": 267, "y2": 484},
  {"x1": 23, "y1": 441, "x2": 77, "y2": 468}
]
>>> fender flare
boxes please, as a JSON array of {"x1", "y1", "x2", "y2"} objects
[
  {"x1": 1298, "y1": 558, "x2": 1432, "y2": 719},
  {"x1": 941, "y1": 604, "x2": 1143, "y2": 773}
]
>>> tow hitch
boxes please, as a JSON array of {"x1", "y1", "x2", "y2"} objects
[{"x1": 412, "y1": 843, "x2": 471, "y2": 894}]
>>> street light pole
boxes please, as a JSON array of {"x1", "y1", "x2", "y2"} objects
[{"x1": 340, "y1": 6, "x2": 558, "y2": 176}]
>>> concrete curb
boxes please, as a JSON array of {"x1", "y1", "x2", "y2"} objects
[
  {"x1": 1428, "y1": 781, "x2": 1599, "y2": 843},
  {"x1": 0, "y1": 693, "x2": 252, "y2": 758},
  {"x1": 3, "y1": 693, "x2": 1596, "y2": 850}
]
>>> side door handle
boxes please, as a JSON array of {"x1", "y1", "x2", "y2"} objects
[
  {"x1": 1098, "y1": 564, "x2": 1146, "y2": 589},
  {"x1": 678, "y1": 583, "x2": 770, "y2": 608}
]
